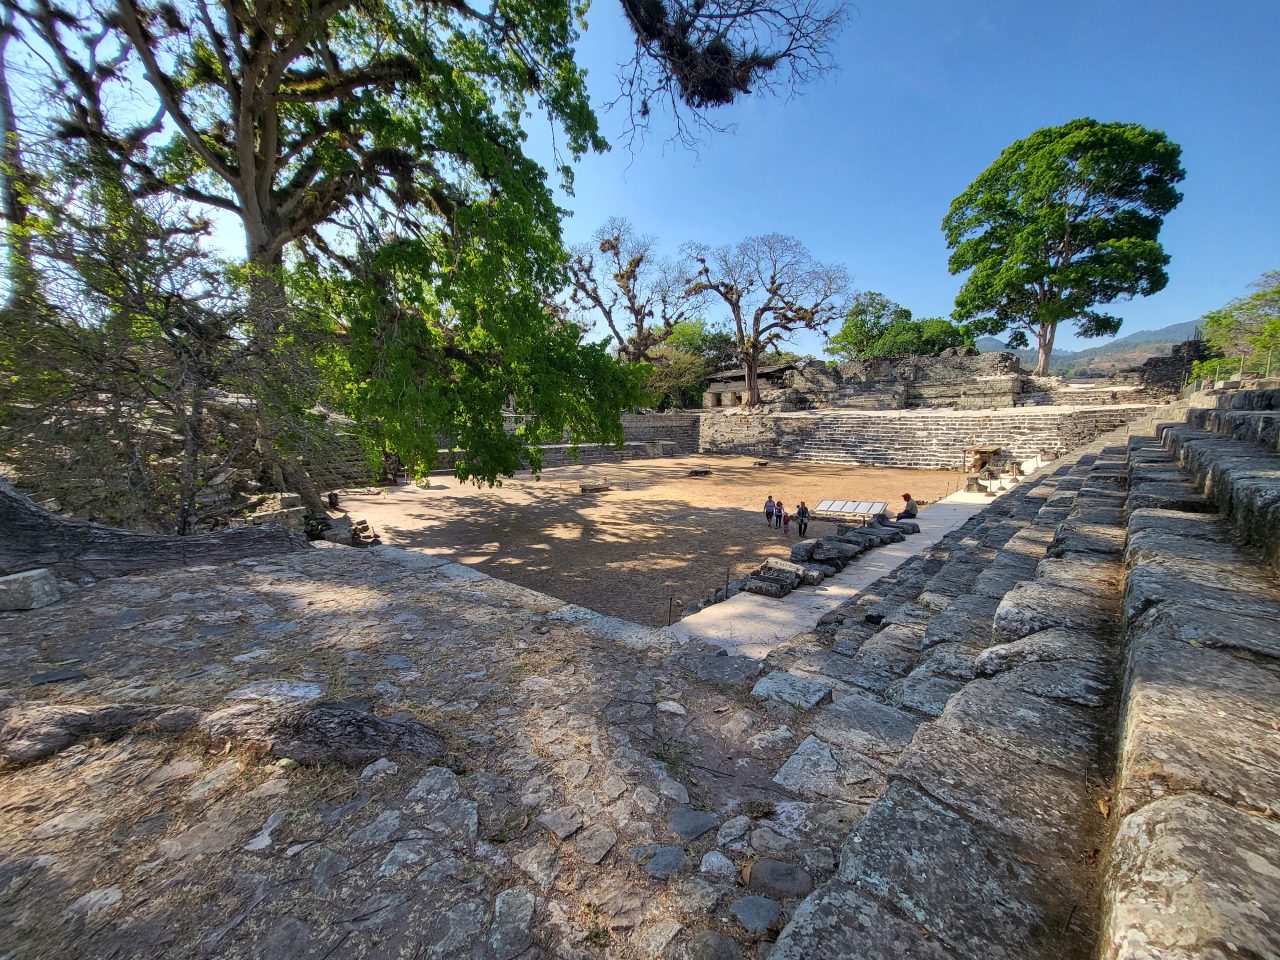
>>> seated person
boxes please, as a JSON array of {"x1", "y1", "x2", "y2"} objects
[{"x1": 897, "y1": 493, "x2": 918, "y2": 520}]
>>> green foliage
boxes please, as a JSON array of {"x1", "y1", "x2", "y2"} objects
[
  {"x1": 824, "y1": 292, "x2": 912, "y2": 360},
  {"x1": 640, "y1": 318, "x2": 739, "y2": 409},
  {"x1": 1194, "y1": 270, "x2": 1280, "y2": 378},
  {"x1": 293, "y1": 201, "x2": 649, "y2": 483},
  {"x1": 943, "y1": 118, "x2": 1185, "y2": 373},
  {"x1": 825, "y1": 292, "x2": 968, "y2": 360}
]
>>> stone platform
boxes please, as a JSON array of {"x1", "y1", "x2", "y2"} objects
[{"x1": 2, "y1": 389, "x2": 1277, "y2": 959}]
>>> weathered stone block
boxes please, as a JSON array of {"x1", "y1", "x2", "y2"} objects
[
  {"x1": 976, "y1": 627, "x2": 1110, "y2": 677},
  {"x1": 771, "y1": 879, "x2": 956, "y2": 959},
  {"x1": 1102, "y1": 795, "x2": 1280, "y2": 960},
  {"x1": 789, "y1": 539, "x2": 818, "y2": 563},
  {"x1": 993, "y1": 581, "x2": 1118, "y2": 645},
  {"x1": 751, "y1": 671, "x2": 832, "y2": 711},
  {"x1": 895, "y1": 725, "x2": 1105, "y2": 868},
  {"x1": 0, "y1": 568, "x2": 59, "y2": 610},
  {"x1": 839, "y1": 782, "x2": 1090, "y2": 960},
  {"x1": 772, "y1": 735, "x2": 886, "y2": 803},
  {"x1": 1116, "y1": 622, "x2": 1280, "y2": 817},
  {"x1": 809, "y1": 692, "x2": 919, "y2": 763},
  {"x1": 939, "y1": 678, "x2": 1105, "y2": 772}
]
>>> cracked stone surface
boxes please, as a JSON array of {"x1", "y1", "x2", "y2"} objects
[{"x1": 0, "y1": 546, "x2": 856, "y2": 958}]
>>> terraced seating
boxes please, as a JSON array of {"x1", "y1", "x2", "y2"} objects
[
  {"x1": 770, "y1": 438, "x2": 1128, "y2": 959},
  {"x1": 761, "y1": 387, "x2": 1280, "y2": 959},
  {"x1": 1101, "y1": 390, "x2": 1280, "y2": 959}
]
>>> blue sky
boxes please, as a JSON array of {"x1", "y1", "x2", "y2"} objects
[{"x1": 531, "y1": 0, "x2": 1280, "y2": 355}]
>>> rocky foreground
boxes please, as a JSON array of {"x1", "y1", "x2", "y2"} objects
[{"x1": 2, "y1": 388, "x2": 1278, "y2": 960}]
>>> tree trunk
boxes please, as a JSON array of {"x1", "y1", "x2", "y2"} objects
[
  {"x1": 0, "y1": 15, "x2": 37, "y2": 309},
  {"x1": 244, "y1": 240, "x2": 327, "y2": 517},
  {"x1": 177, "y1": 379, "x2": 205, "y2": 535},
  {"x1": 1033, "y1": 323, "x2": 1057, "y2": 377},
  {"x1": 744, "y1": 348, "x2": 761, "y2": 407},
  {"x1": 1, "y1": 478, "x2": 310, "y2": 580}
]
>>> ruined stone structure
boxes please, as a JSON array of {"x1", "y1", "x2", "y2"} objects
[
  {"x1": 3, "y1": 383, "x2": 1279, "y2": 957},
  {"x1": 2, "y1": 386, "x2": 1276, "y2": 958},
  {"x1": 702, "y1": 351, "x2": 1190, "y2": 415},
  {"x1": 696, "y1": 406, "x2": 1151, "y2": 470}
]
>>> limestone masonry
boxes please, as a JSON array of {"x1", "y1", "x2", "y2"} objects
[{"x1": 1, "y1": 385, "x2": 1277, "y2": 959}]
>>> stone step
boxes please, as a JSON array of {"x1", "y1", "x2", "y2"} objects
[
  {"x1": 774, "y1": 436, "x2": 1130, "y2": 959},
  {"x1": 1155, "y1": 422, "x2": 1280, "y2": 573},
  {"x1": 1099, "y1": 416, "x2": 1280, "y2": 960}
]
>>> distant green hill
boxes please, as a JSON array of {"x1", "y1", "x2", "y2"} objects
[{"x1": 977, "y1": 320, "x2": 1199, "y2": 374}]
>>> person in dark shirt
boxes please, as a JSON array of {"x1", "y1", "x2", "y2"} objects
[{"x1": 795, "y1": 501, "x2": 811, "y2": 536}]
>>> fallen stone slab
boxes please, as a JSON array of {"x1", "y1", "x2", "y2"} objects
[
  {"x1": 790, "y1": 539, "x2": 818, "y2": 563},
  {"x1": 762, "y1": 557, "x2": 814, "y2": 586},
  {"x1": 679, "y1": 652, "x2": 764, "y2": 686},
  {"x1": 814, "y1": 537, "x2": 862, "y2": 559},
  {"x1": 200, "y1": 700, "x2": 445, "y2": 767},
  {"x1": 0, "y1": 568, "x2": 59, "y2": 610},
  {"x1": 1102, "y1": 795, "x2": 1280, "y2": 960},
  {"x1": 751, "y1": 671, "x2": 832, "y2": 711},
  {"x1": 773, "y1": 735, "x2": 886, "y2": 804},
  {"x1": 741, "y1": 577, "x2": 789, "y2": 599}
]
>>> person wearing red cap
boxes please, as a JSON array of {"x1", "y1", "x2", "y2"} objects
[{"x1": 897, "y1": 493, "x2": 918, "y2": 520}]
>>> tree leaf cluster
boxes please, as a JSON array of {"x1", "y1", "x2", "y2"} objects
[{"x1": 943, "y1": 117, "x2": 1185, "y2": 375}]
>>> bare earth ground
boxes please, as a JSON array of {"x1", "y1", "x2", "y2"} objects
[{"x1": 342, "y1": 455, "x2": 963, "y2": 627}]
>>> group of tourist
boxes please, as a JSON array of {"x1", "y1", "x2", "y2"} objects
[
  {"x1": 762, "y1": 493, "x2": 919, "y2": 536},
  {"x1": 763, "y1": 496, "x2": 811, "y2": 536}
]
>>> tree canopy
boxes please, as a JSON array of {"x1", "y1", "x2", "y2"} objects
[
  {"x1": 825, "y1": 291, "x2": 967, "y2": 361},
  {"x1": 1, "y1": 0, "x2": 845, "y2": 508},
  {"x1": 943, "y1": 118, "x2": 1185, "y2": 375}
]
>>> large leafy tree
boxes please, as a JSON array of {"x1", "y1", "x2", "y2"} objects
[
  {"x1": 943, "y1": 118, "x2": 1185, "y2": 376},
  {"x1": 824, "y1": 291, "x2": 911, "y2": 361},
  {"x1": 688, "y1": 233, "x2": 848, "y2": 406},
  {"x1": 825, "y1": 291, "x2": 968, "y2": 360},
  {"x1": 3, "y1": 0, "x2": 844, "y2": 499}
]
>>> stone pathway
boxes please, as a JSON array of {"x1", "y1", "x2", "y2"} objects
[{"x1": 669, "y1": 491, "x2": 997, "y2": 658}]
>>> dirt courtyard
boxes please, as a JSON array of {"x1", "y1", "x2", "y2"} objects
[{"x1": 342, "y1": 455, "x2": 964, "y2": 626}]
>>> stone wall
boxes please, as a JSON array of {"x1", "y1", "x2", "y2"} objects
[
  {"x1": 696, "y1": 412, "x2": 822, "y2": 459},
  {"x1": 620, "y1": 413, "x2": 702, "y2": 453},
  {"x1": 694, "y1": 406, "x2": 1153, "y2": 470}
]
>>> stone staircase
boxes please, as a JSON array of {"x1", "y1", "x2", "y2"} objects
[{"x1": 746, "y1": 388, "x2": 1280, "y2": 959}]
